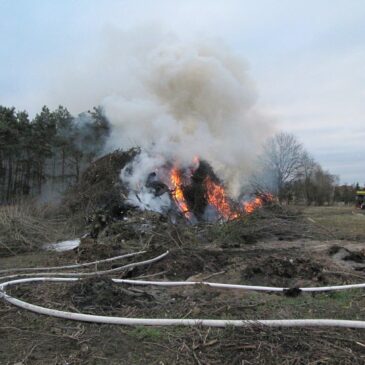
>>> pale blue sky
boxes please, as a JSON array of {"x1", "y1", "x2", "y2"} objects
[{"x1": 1, "y1": 0, "x2": 365, "y2": 183}]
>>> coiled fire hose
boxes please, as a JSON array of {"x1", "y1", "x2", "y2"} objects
[{"x1": 1, "y1": 250, "x2": 365, "y2": 329}]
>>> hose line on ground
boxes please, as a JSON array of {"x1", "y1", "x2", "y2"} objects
[
  {"x1": 113, "y1": 279, "x2": 365, "y2": 292},
  {"x1": 1, "y1": 276, "x2": 364, "y2": 329},
  {"x1": 0, "y1": 251, "x2": 146, "y2": 274},
  {"x1": 0, "y1": 251, "x2": 169, "y2": 281}
]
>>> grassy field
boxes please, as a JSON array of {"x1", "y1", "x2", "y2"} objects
[
  {"x1": 301, "y1": 205, "x2": 365, "y2": 241},
  {"x1": 0, "y1": 205, "x2": 364, "y2": 364}
]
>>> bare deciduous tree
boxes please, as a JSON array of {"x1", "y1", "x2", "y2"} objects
[
  {"x1": 250, "y1": 132, "x2": 339, "y2": 205},
  {"x1": 260, "y1": 132, "x2": 304, "y2": 198}
]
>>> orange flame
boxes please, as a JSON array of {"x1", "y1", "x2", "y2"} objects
[
  {"x1": 170, "y1": 161, "x2": 273, "y2": 220},
  {"x1": 204, "y1": 176, "x2": 238, "y2": 220},
  {"x1": 243, "y1": 193, "x2": 274, "y2": 214},
  {"x1": 170, "y1": 167, "x2": 190, "y2": 217},
  {"x1": 243, "y1": 197, "x2": 263, "y2": 214}
]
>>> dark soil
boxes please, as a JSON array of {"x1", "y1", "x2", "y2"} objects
[
  {"x1": 3, "y1": 265, "x2": 365, "y2": 364},
  {"x1": 128, "y1": 249, "x2": 231, "y2": 280},
  {"x1": 1, "y1": 205, "x2": 365, "y2": 364},
  {"x1": 69, "y1": 277, "x2": 155, "y2": 310},
  {"x1": 344, "y1": 251, "x2": 365, "y2": 263},
  {"x1": 243, "y1": 255, "x2": 325, "y2": 287},
  {"x1": 329, "y1": 245, "x2": 365, "y2": 273}
]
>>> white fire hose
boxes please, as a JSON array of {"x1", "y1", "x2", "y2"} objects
[
  {"x1": 112, "y1": 279, "x2": 365, "y2": 293},
  {"x1": 1, "y1": 251, "x2": 365, "y2": 329},
  {"x1": 0, "y1": 251, "x2": 169, "y2": 281},
  {"x1": 0, "y1": 250, "x2": 146, "y2": 274}
]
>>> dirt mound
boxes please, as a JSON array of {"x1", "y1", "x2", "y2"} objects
[
  {"x1": 329, "y1": 245, "x2": 365, "y2": 271},
  {"x1": 127, "y1": 249, "x2": 230, "y2": 280},
  {"x1": 329, "y1": 245, "x2": 365, "y2": 263},
  {"x1": 243, "y1": 255, "x2": 325, "y2": 287}
]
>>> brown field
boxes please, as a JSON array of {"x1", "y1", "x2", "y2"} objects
[{"x1": 0, "y1": 205, "x2": 364, "y2": 364}]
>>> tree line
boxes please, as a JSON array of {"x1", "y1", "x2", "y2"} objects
[
  {"x1": 252, "y1": 132, "x2": 362, "y2": 205},
  {"x1": 1, "y1": 104, "x2": 361, "y2": 206},
  {"x1": 0, "y1": 105, "x2": 110, "y2": 203}
]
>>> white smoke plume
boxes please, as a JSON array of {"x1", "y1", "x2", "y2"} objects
[
  {"x1": 120, "y1": 151, "x2": 172, "y2": 213},
  {"x1": 44, "y1": 27, "x2": 274, "y2": 198},
  {"x1": 101, "y1": 29, "x2": 274, "y2": 196}
]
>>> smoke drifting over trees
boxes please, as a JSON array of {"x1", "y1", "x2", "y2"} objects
[
  {"x1": 0, "y1": 103, "x2": 356, "y2": 207},
  {"x1": 41, "y1": 29, "x2": 274, "y2": 196},
  {"x1": 0, "y1": 105, "x2": 110, "y2": 203},
  {"x1": 0, "y1": 30, "x2": 356, "y2": 206}
]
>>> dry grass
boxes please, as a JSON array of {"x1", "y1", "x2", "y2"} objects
[
  {"x1": 1, "y1": 282, "x2": 364, "y2": 364},
  {"x1": 0, "y1": 202, "x2": 79, "y2": 256},
  {"x1": 1, "y1": 205, "x2": 364, "y2": 364},
  {"x1": 301, "y1": 205, "x2": 365, "y2": 241}
]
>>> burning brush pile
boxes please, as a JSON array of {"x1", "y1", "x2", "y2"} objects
[
  {"x1": 64, "y1": 147, "x2": 331, "y2": 256},
  {"x1": 120, "y1": 150, "x2": 273, "y2": 224},
  {"x1": 66, "y1": 148, "x2": 273, "y2": 226},
  {"x1": 61, "y1": 147, "x2": 330, "y2": 261},
  {"x1": 62, "y1": 148, "x2": 288, "y2": 252},
  {"x1": 60, "y1": 35, "x2": 284, "y2": 242}
]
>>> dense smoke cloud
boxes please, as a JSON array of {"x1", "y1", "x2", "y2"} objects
[{"x1": 47, "y1": 27, "x2": 274, "y2": 195}]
